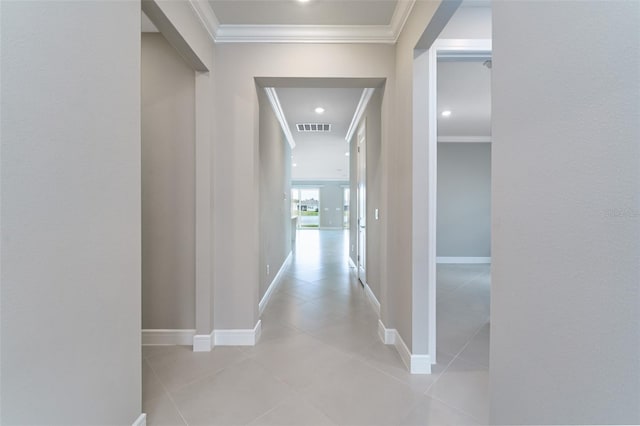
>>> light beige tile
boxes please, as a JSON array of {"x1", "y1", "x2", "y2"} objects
[
  {"x1": 171, "y1": 358, "x2": 294, "y2": 425},
  {"x1": 427, "y1": 357, "x2": 489, "y2": 424},
  {"x1": 308, "y1": 319, "x2": 380, "y2": 354},
  {"x1": 356, "y1": 344, "x2": 455, "y2": 394},
  {"x1": 147, "y1": 345, "x2": 247, "y2": 392},
  {"x1": 258, "y1": 318, "x2": 304, "y2": 344},
  {"x1": 457, "y1": 323, "x2": 490, "y2": 368},
  {"x1": 143, "y1": 359, "x2": 166, "y2": 404},
  {"x1": 248, "y1": 333, "x2": 355, "y2": 390},
  {"x1": 143, "y1": 393, "x2": 186, "y2": 426},
  {"x1": 400, "y1": 395, "x2": 481, "y2": 426},
  {"x1": 248, "y1": 394, "x2": 336, "y2": 426},
  {"x1": 143, "y1": 345, "x2": 185, "y2": 361},
  {"x1": 300, "y1": 358, "x2": 423, "y2": 425}
]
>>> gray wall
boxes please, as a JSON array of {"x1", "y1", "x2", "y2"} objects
[
  {"x1": 391, "y1": 0, "x2": 443, "y2": 352},
  {"x1": 142, "y1": 33, "x2": 196, "y2": 330},
  {"x1": 491, "y1": 1, "x2": 640, "y2": 424},
  {"x1": 259, "y1": 90, "x2": 292, "y2": 301},
  {"x1": 437, "y1": 143, "x2": 491, "y2": 257},
  {"x1": 293, "y1": 181, "x2": 348, "y2": 229},
  {"x1": 1, "y1": 1, "x2": 141, "y2": 423},
  {"x1": 349, "y1": 87, "x2": 384, "y2": 302},
  {"x1": 213, "y1": 44, "x2": 395, "y2": 330}
]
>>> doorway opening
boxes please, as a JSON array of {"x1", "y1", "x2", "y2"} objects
[
  {"x1": 256, "y1": 78, "x2": 385, "y2": 332},
  {"x1": 435, "y1": 54, "x2": 492, "y2": 367},
  {"x1": 292, "y1": 187, "x2": 321, "y2": 229}
]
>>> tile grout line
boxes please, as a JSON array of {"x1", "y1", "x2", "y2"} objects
[
  {"x1": 437, "y1": 267, "x2": 490, "y2": 303},
  {"x1": 423, "y1": 320, "x2": 489, "y2": 397},
  {"x1": 159, "y1": 348, "x2": 251, "y2": 396},
  {"x1": 143, "y1": 357, "x2": 190, "y2": 426}
]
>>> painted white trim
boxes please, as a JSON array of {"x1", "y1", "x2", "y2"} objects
[
  {"x1": 264, "y1": 88, "x2": 296, "y2": 149},
  {"x1": 142, "y1": 329, "x2": 195, "y2": 346},
  {"x1": 215, "y1": 24, "x2": 396, "y2": 44},
  {"x1": 389, "y1": 0, "x2": 416, "y2": 42},
  {"x1": 193, "y1": 332, "x2": 214, "y2": 352},
  {"x1": 436, "y1": 257, "x2": 491, "y2": 264},
  {"x1": 427, "y1": 46, "x2": 439, "y2": 368},
  {"x1": 437, "y1": 136, "x2": 492, "y2": 143},
  {"x1": 345, "y1": 88, "x2": 376, "y2": 142},
  {"x1": 214, "y1": 320, "x2": 262, "y2": 346},
  {"x1": 364, "y1": 284, "x2": 381, "y2": 316},
  {"x1": 434, "y1": 38, "x2": 493, "y2": 53},
  {"x1": 378, "y1": 320, "x2": 432, "y2": 374},
  {"x1": 259, "y1": 252, "x2": 292, "y2": 315},
  {"x1": 186, "y1": 0, "x2": 415, "y2": 44},
  {"x1": 378, "y1": 320, "x2": 396, "y2": 345},
  {"x1": 318, "y1": 226, "x2": 343, "y2": 230},
  {"x1": 132, "y1": 413, "x2": 147, "y2": 426},
  {"x1": 426, "y1": 39, "x2": 493, "y2": 367},
  {"x1": 188, "y1": 0, "x2": 220, "y2": 43}
]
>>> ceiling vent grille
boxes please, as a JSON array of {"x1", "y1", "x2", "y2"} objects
[{"x1": 296, "y1": 123, "x2": 331, "y2": 132}]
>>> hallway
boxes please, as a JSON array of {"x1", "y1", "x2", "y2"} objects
[{"x1": 143, "y1": 230, "x2": 489, "y2": 425}]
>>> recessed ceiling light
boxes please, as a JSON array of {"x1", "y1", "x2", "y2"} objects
[
  {"x1": 345, "y1": 152, "x2": 350, "y2": 156},
  {"x1": 292, "y1": 163, "x2": 297, "y2": 167},
  {"x1": 298, "y1": 0, "x2": 310, "y2": 2},
  {"x1": 315, "y1": 107, "x2": 325, "y2": 114},
  {"x1": 441, "y1": 110, "x2": 452, "y2": 117}
]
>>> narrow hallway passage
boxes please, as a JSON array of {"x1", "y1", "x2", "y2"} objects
[{"x1": 143, "y1": 230, "x2": 489, "y2": 425}]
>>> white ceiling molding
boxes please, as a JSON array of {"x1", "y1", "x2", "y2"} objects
[
  {"x1": 264, "y1": 88, "x2": 296, "y2": 149},
  {"x1": 437, "y1": 136, "x2": 492, "y2": 143},
  {"x1": 345, "y1": 88, "x2": 376, "y2": 142},
  {"x1": 389, "y1": 0, "x2": 416, "y2": 42},
  {"x1": 189, "y1": 0, "x2": 415, "y2": 44},
  {"x1": 189, "y1": 0, "x2": 220, "y2": 42},
  {"x1": 215, "y1": 25, "x2": 395, "y2": 44}
]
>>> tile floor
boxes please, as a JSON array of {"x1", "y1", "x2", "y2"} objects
[{"x1": 143, "y1": 230, "x2": 490, "y2": 425}]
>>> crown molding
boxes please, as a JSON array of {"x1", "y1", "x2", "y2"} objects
[
  {"x1": 264, "y1": 88, "x2": 296, "y2": 149},
  {"x1": 389, "y1": 0, "x2": 416, "y2": 42},
  {"x1": 188, "y1": 0, "x2": 220, "y2": 42},
  {"x1": 346, "y1": 88, "x2": 376, "y2": 142},
  {"x1": 189, "y1": 0, "x2": 415, "y2": 44},
  {"x1": 215, "y1": 24, "x2": 396, "y2": 44}
]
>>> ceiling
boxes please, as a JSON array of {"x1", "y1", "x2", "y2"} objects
[
  {"x1": 190, "y1": 0, "x2": 415, "y2": 43},
  {"x1": 276, "y1": 87, "x2": 363, "y2": 181},
  {"x1": 437, "y1": 59, "x2": 492, "y2": 138},
  {"x1": 209, "y1": 0, "x2": 397, "y2": 26}
]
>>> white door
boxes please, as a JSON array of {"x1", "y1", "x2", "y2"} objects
[{"x1": 357, "y1": 119, "x2": 366, "y2": 285}]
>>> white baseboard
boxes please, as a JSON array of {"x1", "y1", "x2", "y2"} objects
[
  {"x1": 319, "y1": 226, "x2": 344, "y2": 230},
  {"x1": 142, "y1": 329, "x2": 195, "y2": 346},
  {"x1": 364, "y1": 284, "x2": 381, "y2": 316},
  {"x1": 436, "y1": 257, "x2": 491, "y2": 264},
  {"x1": 377, "y1": 320, "x2": 432, "y2": 374},
  {"x1": 193, "y1": 333, "x2": 214, "y2": 352},
  {"x1": 132, "y1": 413, "x2": 146, "y2": 426},
  {"x1": 259, "y1": 252, "x2": 292, "y2": 315},
  {"x1": 215, "y1": 320, "x2": 262, "y2": 346},
  {"x1": 193, "y1": 320, "x2": 262, "y2": 351}
]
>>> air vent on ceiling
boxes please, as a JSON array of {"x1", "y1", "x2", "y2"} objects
[{"x1": 296, "y1": 123, "x2": 331, "y2": 132}]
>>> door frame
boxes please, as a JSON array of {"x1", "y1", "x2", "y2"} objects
[
  {"x1": 417, "y1": 38, "x2": 492, "y2": 365},
  {"x1": 357, "y1": 118, "x2": 367, "y2": 285}
]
